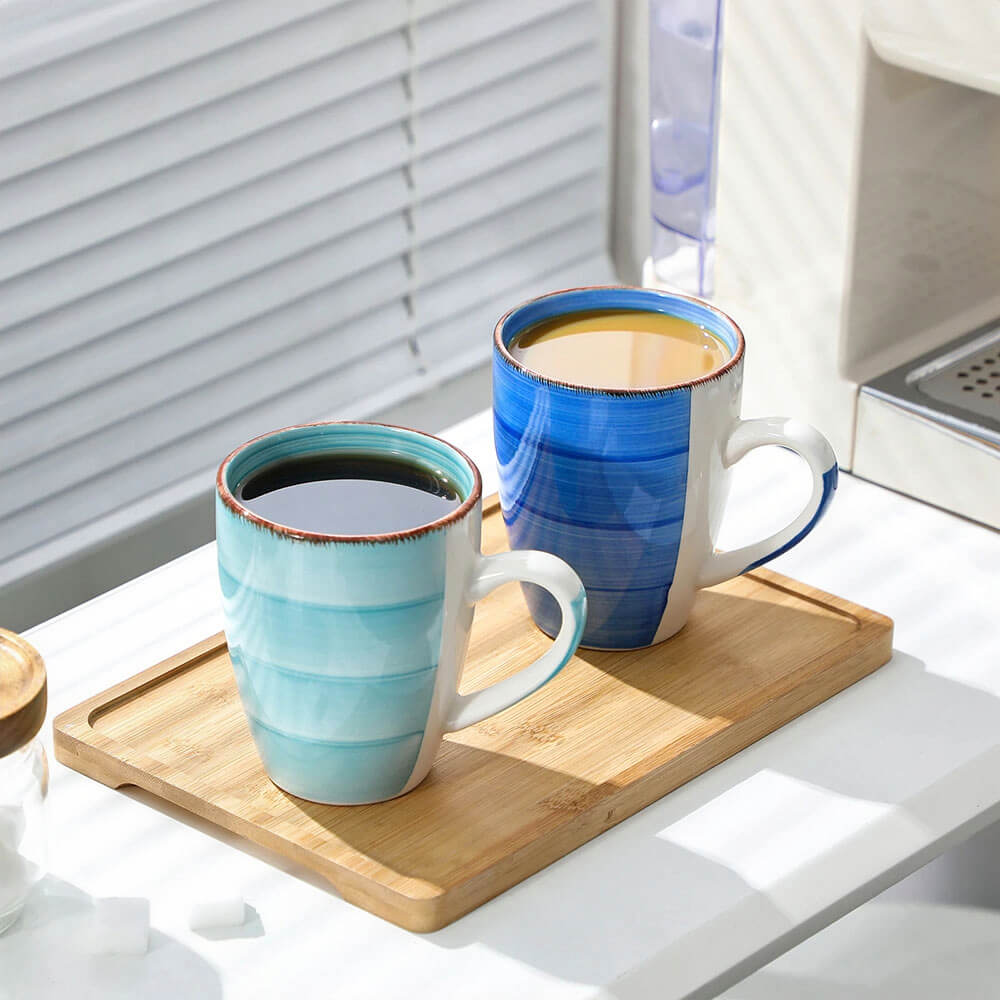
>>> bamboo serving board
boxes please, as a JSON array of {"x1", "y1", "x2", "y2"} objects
[{"x1": 54, "y1": 495, "x2": 893, "y2": 932}]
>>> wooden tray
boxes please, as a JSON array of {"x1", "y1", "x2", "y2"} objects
[{"x1": 54, "y1": 495, "x2": 893, "y2": 932}]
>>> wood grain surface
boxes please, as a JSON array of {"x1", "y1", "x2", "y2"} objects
[
  {"x1": 53, "y1": 496, "x2": 893, "y2": 931},
  {"x1": 1, "y1": 627, "x2": 47, "y2": 757}
]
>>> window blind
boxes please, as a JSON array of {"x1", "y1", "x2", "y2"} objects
[{"x1": 0, "y1": 0, "x2": 613, "y2": 593}]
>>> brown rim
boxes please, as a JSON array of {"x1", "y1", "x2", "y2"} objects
[
  {"x1": 216, "y1": 420, "x2": 483, "y2": 544},
  {"x1": 493, "y1": 284, "x2": 746, "y2": 395}
]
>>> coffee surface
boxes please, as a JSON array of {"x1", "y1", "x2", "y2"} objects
[
  {"x1": 236, "y1": 453, "x2": 462, "y2": 535},
  {"x1": 509, "y1": 309, "x2": 729, "y2": 389}
]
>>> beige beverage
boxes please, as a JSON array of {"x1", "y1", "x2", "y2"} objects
[{"x1": 509, "y1": 309, "x2": 730, "y2": 389}]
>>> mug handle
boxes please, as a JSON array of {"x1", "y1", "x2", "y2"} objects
[
  {"x1": 696, "y1": 417, "x2": 839, "y2": 589},
  {"x1": 445, "y1": 550, "x2": 586, "y2": 732}
]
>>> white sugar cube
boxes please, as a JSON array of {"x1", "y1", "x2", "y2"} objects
[
  {"x1": 0, "y1": 842, "x2": 32, "y2": 913},
  {"x1": 91, "y1": 897, "x2": 150, "y2": 955},
  {"x1": 0, "y1": 805, "x2": 25, "y2": 851},
  {"x1": 188, "y1": 894, "x2": 246, "y2": 931}
]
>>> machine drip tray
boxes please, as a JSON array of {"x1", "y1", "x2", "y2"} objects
[{"x1": 863, "y1": 320, "x2": 1000, "y2": 448}]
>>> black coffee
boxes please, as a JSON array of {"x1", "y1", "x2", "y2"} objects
[{"x1": 235, "y1": 453, "x2": 463, "y2": 535}]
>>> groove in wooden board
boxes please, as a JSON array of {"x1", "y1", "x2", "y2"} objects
[{"x1": 53, "y1": 495, "x2": 893, "y2": 931}]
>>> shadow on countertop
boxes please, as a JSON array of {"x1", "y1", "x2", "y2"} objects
[{"x1": 0, "y1": 876, "x2": 222, "y2": 1000}]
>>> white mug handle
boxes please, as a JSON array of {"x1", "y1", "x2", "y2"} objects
[
  {"x1": 697, "y1": 417, "x2": 838, "y2": 589},
  {"x1": 445, "y1": 550, "x2": 586, "y2": 732}
]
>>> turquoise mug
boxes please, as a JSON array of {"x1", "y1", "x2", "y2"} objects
[{"x1": 216, "y1": 421, "x2": 586, "y2": 805}]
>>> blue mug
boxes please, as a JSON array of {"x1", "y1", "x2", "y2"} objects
[
  {"x1": 216, "y1": 422, "x2": 586, "y2": 804},
  {"x1": 493, "y1": 287, "x2": 838, "y2": 650}
]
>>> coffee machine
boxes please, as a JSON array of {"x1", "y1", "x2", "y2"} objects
[
  {"x1": 641, "y1": 0, "x2": 999, "y2": 529},
  {"x1": 842, "y1": 0, "x2": 1000, "y2": 528}
]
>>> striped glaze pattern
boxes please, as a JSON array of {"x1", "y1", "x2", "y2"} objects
[
  {"x1": 494, "y1": 287, "x2": 742, "y2": 649},
  {"x1": 494, "y1": 394, "x2": 691, "y2": 648},
  {"x1": 216, "y1": 423, "x2": 475, "y2": 805}
]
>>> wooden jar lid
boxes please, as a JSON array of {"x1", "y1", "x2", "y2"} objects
[{"x1": 0, "y1": 628, "x2": 46, "y2": 758}]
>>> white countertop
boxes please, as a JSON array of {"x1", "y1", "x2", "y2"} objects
[{"x1": 6, "y1": 408, "x2": 1000, "y2": 1000}]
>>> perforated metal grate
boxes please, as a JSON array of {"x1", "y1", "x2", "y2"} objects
[
  {"x1": 915, "y1": 326, "x2": 1000, "y2": 423},
  {"x1": 863, "y1": 319, "x2": 1000, "y2": 449}
]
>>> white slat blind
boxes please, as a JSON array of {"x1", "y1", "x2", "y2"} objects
[{"x1": 0, "y1": 0, "x2": 613, "y2": 593}]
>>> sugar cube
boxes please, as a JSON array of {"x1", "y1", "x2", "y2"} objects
[
  {"x1": 0, "y1": 843, "x2": 32, "y2": 915},
  {"x1": 91, "y1": 897, "x2": 150, "y2": 955},
  {"x1": 188, "y1": 894, "x2": 246, "y2": 931},
  {"x1": 0, "y1": 805, "x2": 25, "y2": 852}
]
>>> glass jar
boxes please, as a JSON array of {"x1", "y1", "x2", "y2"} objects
[{"x1": 0, "y1": 629, "x2": 48, "y2": 934}]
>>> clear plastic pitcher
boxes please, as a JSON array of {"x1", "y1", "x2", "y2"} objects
[{"x1": 650, "y1": 0, "x2": 724, "y2": 298}]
